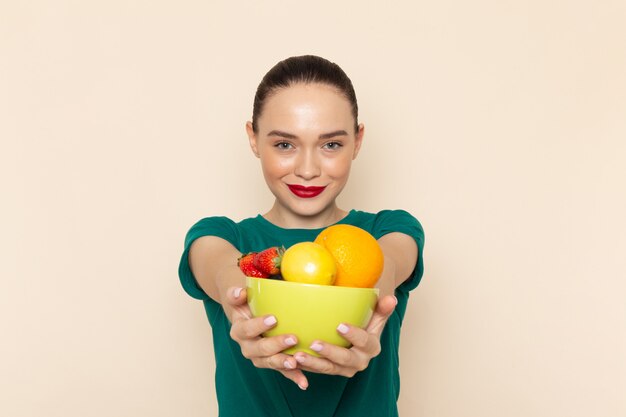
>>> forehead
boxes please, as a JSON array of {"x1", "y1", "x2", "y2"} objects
[{"x1": 257, "y1": 83, "x2": 354, "y2": 133}]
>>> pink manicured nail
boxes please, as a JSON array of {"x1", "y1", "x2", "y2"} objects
[
  {"x1": 295, "y1": 354, "x2": 305, "y2": 364},
  {"x1": 337, "y1": 323, "x2": 349, "y2": 334},
  {"x1": 284, "y1": 360, "x2": 294, "y2": 369},
  {"x1": 264, "y1": 316, "x2": 277, "y2": 326},
  {"x1": 297, "y1": 383, "x2": 307, "y2": 391},
  {"x1": 310, "y1": 342, "x2": 323, "y2": 352},
  {"x1": 285, "y1": 337, "x2": 297, "y2": 346},
  {"x1": 233, "y1": 287, "x2": 243, "y2": 298}
]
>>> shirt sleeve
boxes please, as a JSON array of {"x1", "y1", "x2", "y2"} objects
[
  {"x1": 373, "y1": 209, "x2": 425, "y2": 293},
  {"x1": 177, "y1": 216, "x2": 240, "y2": 300}
]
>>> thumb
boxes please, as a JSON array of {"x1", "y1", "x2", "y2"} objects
[
  {"x1": 225, "y1": 287, "x2": 248, "y2": 306},
  {"x1": 225, "y1": 287, "x2": 252, "y2": 322},
  {"x1": 376, "y1": 295, "x2": 397, "y2": 316},
  {"x1": 366, "y1": 295, "x2": 397, "y2": 334}
]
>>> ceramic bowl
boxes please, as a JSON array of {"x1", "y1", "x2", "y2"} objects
[{"x1": 246, "y1": 277, "x2": 379, "y2": 356}]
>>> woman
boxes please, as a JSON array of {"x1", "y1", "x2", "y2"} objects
[{"x1": 179, "y1": 55, "x2": 425, "y2": 417}]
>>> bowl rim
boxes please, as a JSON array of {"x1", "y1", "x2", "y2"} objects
[{"x1": 246, "y1": 276, "x2": 380, "y2": 294}]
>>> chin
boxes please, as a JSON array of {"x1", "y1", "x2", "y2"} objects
[{"x1": 293, "y1": 202, "x2": 336, "y2": 218}]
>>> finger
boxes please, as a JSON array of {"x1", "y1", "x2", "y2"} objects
[
  {"x1": 293, "y1": 351, "x2": 363, "y2": 378},
  {"x1": 243, "y1": 334, "x2": 298, "y2": 360},
  {"x1": 334, "y1": 325, "x2": 381, "y2": 362},
  {"x1": 230, "y1": 305, "x2": 253, "y2": 323},
  {"x1": 308, "y1": 332, "x2": 377, "y2": 373},
  {"x1": 250, "y1": 353, "x2": 309, "y2": 390},
  {"x1": 250, "y1": 350, "x2": 297, "y2": 369},
  {"x1": 294, "y1": 352, "x2": 341, "y2": 376},
  {"x1": 279, "y1": 369, "x2": 309, "y2": 391},
  {"x1": 377, "y1": 294, "x2": 398, "y2": 314},
  {"x1": 336, "y1": 323, "x2": 370, "y2": 349},
  {"x1": 225, "y1": 287, "x2": 248, "y2": 306},
  {"x1": 308, "y1": 339, "x2": 361, "y2": 369},
  {"x1": 230, "y1": 314, "x2": 277, "y2": 340},
  {"x1": 365, "y1": 295, "x2": 397, "y2": 335}
]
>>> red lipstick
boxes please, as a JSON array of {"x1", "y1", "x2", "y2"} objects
[{"x1": 287, "y1": 184, "x2": 326, "y2": 198}]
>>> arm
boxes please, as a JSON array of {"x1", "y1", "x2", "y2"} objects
[
  {"x1": 292, "y1": 232, "x2": 419, "y2": 377},
  {"x1": 188, "y1": 236, "x2": 310, "y2": 389},
  {"x1": 188, "y1": 236, "x2": 243, "y2": 317},
  {"x1": 377, "y1": 232, "x2": 419, "y2": 296}
]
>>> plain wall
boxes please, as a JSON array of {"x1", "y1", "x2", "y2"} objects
[{"x1": 2, "y1": 1, "x2": 625, "y2": 416}]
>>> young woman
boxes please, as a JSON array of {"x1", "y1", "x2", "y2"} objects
[{"x1": 178, "y1": 55, "x2": 425, "y2": 417}]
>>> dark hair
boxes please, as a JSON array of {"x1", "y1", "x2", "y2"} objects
[{"x1": 252, "y1": 55, "x2": 359, "y2": 133}]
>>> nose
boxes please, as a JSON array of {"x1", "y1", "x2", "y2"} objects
[{"x1": 294, "y1": 149, "x2": 321, "y2": 180}]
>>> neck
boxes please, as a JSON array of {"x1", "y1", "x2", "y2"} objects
[{"x1": 263, "y1": 202, "x2": 348, "y2": 229}]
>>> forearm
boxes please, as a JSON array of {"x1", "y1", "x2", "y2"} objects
[
  {"x1": 377, "y1": 232, "x2": 418, "y2": 292},
  {"x1": 188, "y1": 236, "x2": 247, "y2": 321},
  {"x1": 213, "y1": 263, "x2": 249, "y2": 321},
  {"x1": 376, "y1": 255, "x2": 396, "y2": 297}
]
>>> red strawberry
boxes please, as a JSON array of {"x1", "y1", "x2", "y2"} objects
[
  {"x1": 238, "y1": 252, "x2": 269, "y2": 278},
  {"x1": 253, "y1": 246, "x2": 284, "y2": 276}
]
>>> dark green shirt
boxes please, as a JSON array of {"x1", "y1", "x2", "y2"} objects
[{"x1": 178, "y1": 209, "x2": 425, "y2": 417}]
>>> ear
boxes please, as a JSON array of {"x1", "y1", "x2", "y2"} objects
[
  {"x1": 246, "y1": 121, "x2": 260, "y2": 158},
  {"x1": 352, "y1": 123, "x2": 365, "y2": 160}
]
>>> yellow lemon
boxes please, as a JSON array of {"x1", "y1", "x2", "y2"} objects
[{"x1": 281, "y1": 242, "x2": 337, "y2": 285}]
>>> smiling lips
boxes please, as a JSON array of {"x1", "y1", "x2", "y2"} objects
[{"x1": 287, "y1": 184, "x2": 327, "y2": 198}]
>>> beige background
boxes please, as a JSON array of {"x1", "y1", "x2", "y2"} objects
[{"x1": 2, "y1": 1, "x2": 625, "y2": 416}]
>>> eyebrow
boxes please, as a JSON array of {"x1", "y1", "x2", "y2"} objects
[
  {"x1": 319, "y1": 130, "x2": 348, "y2": 139},
  {"x1": 266, "y1": 130, "x2": 348, "y2": 140},
  {"x1": 267, "y1": 130, "x2": 297, "y2": 139}
]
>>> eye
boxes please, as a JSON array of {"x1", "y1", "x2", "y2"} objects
[
  {"x1": 274, "y1": 141, "x2": 293, "y2": 150},
  {"x1": 323, "y1": 141, "x2": 343, "y2": 150}
]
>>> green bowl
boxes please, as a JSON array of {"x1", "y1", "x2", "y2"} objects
[{"x1": 246, "y1": 277, "x2": 379, "y2": 356}]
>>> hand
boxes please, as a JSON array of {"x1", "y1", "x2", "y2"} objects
[
  {"x1": 226, "y1": 287, "x2": 309, "y2": 390},
  {"x1": 292, "y1": 295, "x2": 397, "y2": 377}
]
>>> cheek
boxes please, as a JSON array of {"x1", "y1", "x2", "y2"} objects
[
  {"x1": 261, "y1": 154, "x2": 293, "y2": 177},
  {"x1": 324, "y1": 155, "x2": 352, "y2": 178}
]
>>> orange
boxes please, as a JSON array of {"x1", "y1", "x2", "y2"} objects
[
  {"x1": 281, "y1": 242, "x2": 337, "y2": 285},
  {"x1": 314, "y1": 224, "x2": 384, "y2": 288}
]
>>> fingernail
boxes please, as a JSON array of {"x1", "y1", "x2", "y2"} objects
[
  {"x1": 233, "y1": 287, "x2": 243, "y2": 298},
  {"x1": 337, "y1": 323, "x2": 349, "y2": 334},
  {"x1": 297, "y1": 383, "x2": 307, "y2": 391},
  {"x1": 295, "y1": 354, "x2": 305, "y2": 364},
  {"x1": 284, "y1": 360, "x2": 294, "y2": 369},
  {"x1": 285, "y1": 337, "x2": 297, "y2": 346},
  {"x1": 392, "y1": 295, "x2": 398, "y2": 305},
  {"x1": 310, "y1": 342, "x2": 323, "y2": 352},
  {"x1": 263, "y1": 315, "x2": 277, "y2": 326}
]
